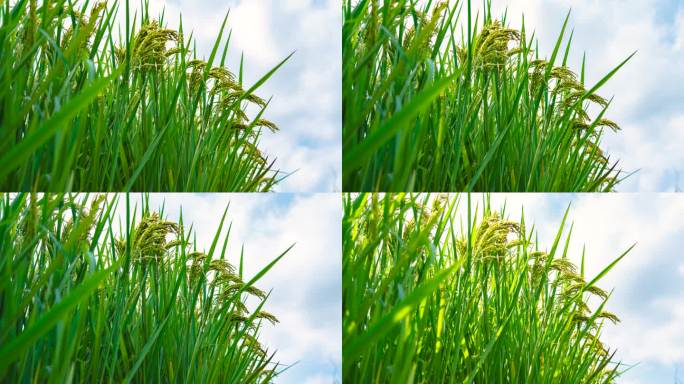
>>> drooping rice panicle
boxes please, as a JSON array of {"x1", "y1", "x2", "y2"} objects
[
  {"x1": 0, "y1": 193, "x2": 291, "y2": 382},
  {"x1": 343, "y1": 0, "x2": 633, "y2": 192},
  {"x1": 343, "y1": 193, "x2": 630, "y2": 383},
  {"x1": 0, "y1": 1, "x2": 291, "y2": 192}
]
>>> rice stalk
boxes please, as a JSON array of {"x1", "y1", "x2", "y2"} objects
[
  {"x1": 343, "y1": 193, "x2": 631, "y2": 383},
  {"x1": 343, "y1": 0, "x2": 634, "y2": 191},
  {"x1": 0, "y1": 0, "x2": 292, "y2": 192},
  {"x1": 0, "y1": 193, "x2": 291, "y2": 383}
]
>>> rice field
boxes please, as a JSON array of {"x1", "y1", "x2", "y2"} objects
[
  {"x1": 0, "y1": 0, "x2": 290, "y2": 192},
  {"x1": 342, "y1": 0, "x2": 634, "y2": 192},
  {"x1": 3, "y1": 0, "x2": 665, "y2": 382},
  {"x1": 343, "y1": 193, "x2": 631, "y2": 382},
  {"x1": 0, "y1": 193, "x2": 290, "y2": 382}
]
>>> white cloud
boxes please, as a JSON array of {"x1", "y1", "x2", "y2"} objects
[
  {"x1": 235, "y1": 194, "x2": 342, "y2": 371},
  {"x1": 226, "y1": 2, "x2": 280, "y2": 64},
  {"x1": 676, "y1": 13, "x2": 684, "y2": 52}
]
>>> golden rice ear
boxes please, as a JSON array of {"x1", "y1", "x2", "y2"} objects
[
  {"x1": 466, "y1": 20, "x2": 524, "y2": 70},
  {"x1": 529, "y1": 59, "x2": 548, "y2": 68},
  {"x1": 583, "y1": 332, "x2": 609, "y2": 356},
  {"x1": 256, "y1": 310, "x2": 279, "y2": 325},
  {"x1": 585, "y1": 285, "x2": 609, "y2": 300},
  {"x1": 464, "y1": 212, "x2": 523, "y2": 262},
  {"x1": 209, "y1": 259, "x2": 236, "y2": 274},
  {"x1": 241, "y1": 333, "x2": 263, "y2": 350},
  {"x1": 118, "y1": 212, "x2": 182, "y2": 264},
  {"x1": 129, "y1": 20, "x2": 181, "y2": 71},
  {"x1": 597, "y1": 311, "x2": 620, "y2": 324},
  {"x1": 245, "y1": 93, "x2": 267, "y2": 107},
  {"x1": 597, "y1": 118, "x2": 620, "y2": 132},
  {"x1": 214, "y1": 270, "x2": 244, "y2": 286},
  {"x1": 165, "y1": 47, "x2": 183, "y2": 57},
  {"x1": 550, "y1": 258, "x2": 578, "y2": 274},
  {"x1": 245, "y1": 285, "x2": 267, "y2": 300},
  {"x1": 241, "y1": 142, "x2": 267, "y2": 165},
  {"x1": 551, "y1": 66, "x2": 578, "y2": 82},
  {"x1": 230, "y1": 109, "x2": 249, "y2": 123},
  {"x1": 254, "y1": 119, "x2": 278, "y2": 133},
  {"x1": 586, "y1": 93, "x2": 610, "y2": 108},
  {"x1": 571, "y1": 312, "x2": 591, "y2": 325},
  {"x1": 19, "y1": 0, "x2": 38, "y2": 55}
]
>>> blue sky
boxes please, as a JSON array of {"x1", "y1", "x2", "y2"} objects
[
  {"x1": 483, "y1": 193, "x2": 684, "y2": 384},
  {"x1": 112, "y1": 194, "x2": 342, "y2": 384},
  {"x1": 140, "y1": 0, "x2": 341, "y2": 193},
  {"x1": 479, "y1": 0, "x2": 684, "y2": 191}
]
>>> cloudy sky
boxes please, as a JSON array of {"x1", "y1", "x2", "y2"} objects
[
  {"x1": 479, "y1": 193, "x2": 684, "y2": 384},
  {"x1": 134, "y1": 0, "x2": 341, "y2": 192},
  {"x1": 479, "y1": 0, "x2": 684, "y2": 191},
  {"x1": 112, "y1": 194, "x2": 341, "y2": 384}
]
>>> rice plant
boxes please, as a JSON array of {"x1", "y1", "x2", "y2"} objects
[
  {"x1": 343, "y1": 0, "x2": 634, "y2": 191},
  {"x1": 343, "y1": 193, "x2": 632, "y2": 382},
  {"x1": 0, "y1": 0, "x2": 291, "y2": 192},
  {"x1": 0, "y1": 193, "x2": 291, "y2": 382}
]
